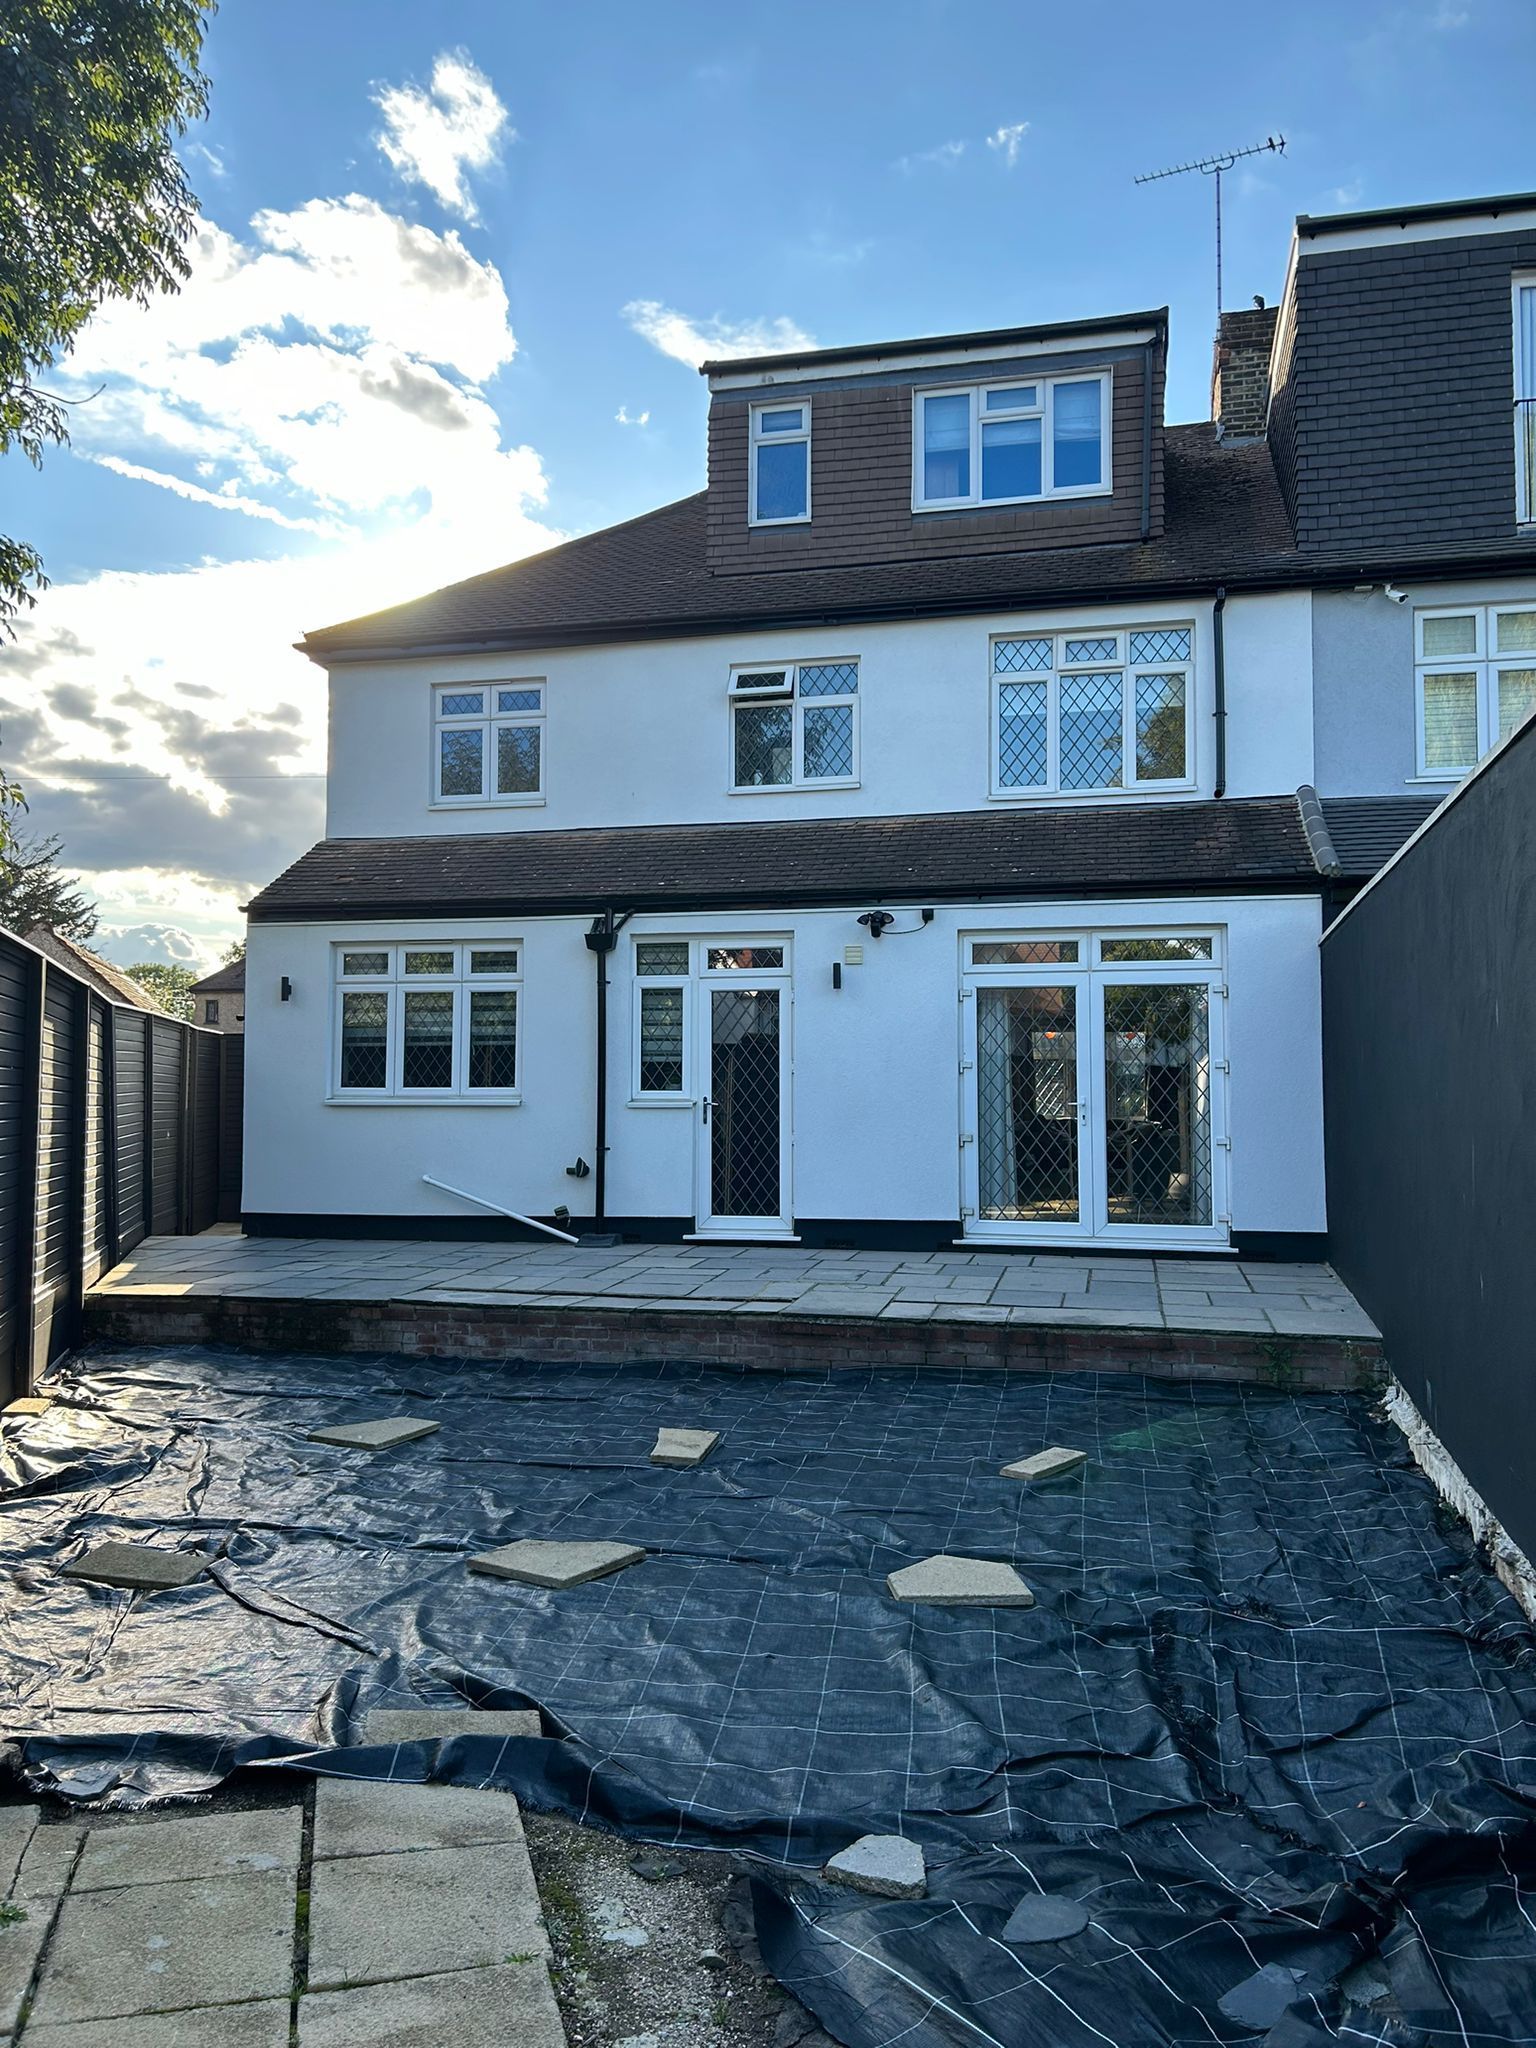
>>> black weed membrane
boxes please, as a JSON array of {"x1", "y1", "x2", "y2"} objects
[{"x1": 5, "y1": 1344, "x2": 1536, "y2": 2045}]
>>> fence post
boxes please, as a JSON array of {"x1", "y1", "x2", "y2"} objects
[
  {"x1": 141, "y1": 1018, "x2": 154, "y2": 1242},
  {"x1": 13, "y1": 955, "x2": 45, "y2": 1394},
  {"x1": 104, "y1": 1001, "x2": 121, "y2": 1269},
  {"x1": 63, "y1": 980, "x2": 90, "y2": 1344}
]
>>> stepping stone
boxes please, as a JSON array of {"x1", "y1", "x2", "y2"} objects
[
  {"x1": 312, "y1": 1780, "x2": 525, "y2": 1860},
  {"x1": 306, "y1": 1417, "x2": 439, "y2": 1449},
  {"x1": 651, "y1": 1427, "x2": 720, "y2": 1468},
  {"x1": 61, "y1": 1543, "x2": 207, "y2": 1591},
  {"x1": 886, "y1": 1555, "x2": 1034, "y2": 1607},
  {"x1": 1217, "y1": 1964, "x2": 1307, "y2": 2028},
  {"x1": 306, "y1": 1841, "x2": 548, "y2": 1989},
  {"x1": 72, "y1": 1808, "x2": 301, "y2": 1892},
  {"x1": 4, "y1": 1396, "x2": 53, "y2": 1417},
  {"x1": 822, "y1": 1835, "x2": 926, "y2": 1900},
  {"x1": 299, "y1": 1960, "x2": 566, "y2": 2048},
  {"x1": 468, "y1": 1538, "x2": 645, "y2": 1589},
  {"x1": 363, "y1": 1706, "x2": 541, "y2": 1743},
  {"x1": 1000, "y1": 1894, "x2": 1091, "y2": 1943},
  {"x1": 1001, "y1": 1446, "x2": 1088, "y2": 1482}
]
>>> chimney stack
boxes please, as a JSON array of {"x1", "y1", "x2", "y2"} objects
[{"x1": 1211, "y1": 299, "x2": 1279, "y2": 439}]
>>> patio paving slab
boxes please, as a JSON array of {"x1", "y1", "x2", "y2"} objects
[
  {"x1": 61, "y1": 1543, "x2": 207, "y2": 1592},
  {"x1": 25, "y1": 2000, "x2": 292, "y2": 2047},
  {"x1": 0, "y1": 1907, "x2": 50, "y2": 2036},
  {"x1": 823, "y1": 1834, "x2": 926, "y2": 1900},
  {"x1": 28, "y1": 1868, "x2": 294, "y2": 2025},
  {"x1": 298, "y1": 1958, "x2": 567, "y2": 2047},
  {"x1": 468, "y1": 1539, "x2": 646, "y2": 1589},
  {"x1": 305, "y1": 1418, "x2": 440, "y2": 1450},
  {"x1": 306, "y1": 1841, "x2": 548, "y2": 1990},
  {"x1": 313, "y1": 1780, "x2": 526, "y2": 1860},
  {"x1": 887, "y1": 1555, "x2": 1035, "y2": 1607},
  {"x1": 73, "y1": 1808, "x2": 301, "y2": 1891}
]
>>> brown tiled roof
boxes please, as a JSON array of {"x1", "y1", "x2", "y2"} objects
[
  {"x1": 189, "y1": 958, "x2": 246, "y2": 995},
  {"x1": 24, "y1": 930, "x2": 169, "y2": 1012},
  {"x1": 247, "y1": 797, "x2": 1320, "y2": 923}
]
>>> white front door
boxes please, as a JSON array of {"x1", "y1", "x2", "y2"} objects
[
  {"x1": 694, "y1": 942, "x2": 792, "y2": 1236},
  {"x1": 961, "y1": 931, "x2": 1227, "y2": 1248}
]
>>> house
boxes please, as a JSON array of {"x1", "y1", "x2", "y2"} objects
[
  {"x1": 189, "y1": 957, "x2": 245, "y2": 1034},
  {"x1": 243, "y1": 189, "x2": 1536, "y2": 1257},
  {"x1": 23, "y1": 931, "x2": 169, "y2": 1014}
]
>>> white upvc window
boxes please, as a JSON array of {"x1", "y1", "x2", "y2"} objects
[
  {"x1": 730, "y1": 660, "x2": 858, "y2": 790},
  {"x1": 332, "y1": 943, "x2": 521, "y2": 1101},
  {"x1": 749, "y1": 402, "x2": 810, "y2": 525},
  {"x1": 632, "y1": 940, "x2": 691, "y2": 1100},
  {"x1": 1516, "y1": 274, "x2": 1536, "y2": 525},
  {"x1": 1415, "y1": 604, "x2": 1536, "y2": 776},
  {"x1": 433, "y1": 682, "x2": 545, "y2": 805},
  {"x1": 914, "y1": 372, "x2": 1111, "y2": 511},
  {"x1": 990, "y1": 625, "x2": 1195, "y2": 798}
]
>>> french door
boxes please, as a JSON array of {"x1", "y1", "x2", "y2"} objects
[
  {"x1": 694, "y1": 944, "x2": 792, "y2": 1236},
  {"x1": 961, "y1": 932, "x2": 1227, "y2": 1247}
]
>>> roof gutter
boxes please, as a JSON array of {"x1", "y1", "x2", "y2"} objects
[{"x1": 1212, "y1": 588, "x2": 1228, "y2": 800}]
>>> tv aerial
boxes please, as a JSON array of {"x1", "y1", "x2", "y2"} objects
[{"x1": 1135, "y1": 136, "x2": 1286, "y2": 325}]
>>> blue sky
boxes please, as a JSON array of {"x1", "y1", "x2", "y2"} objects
[{"x1": 2, "y1": 0, "x2": 1533, "y2": 966}]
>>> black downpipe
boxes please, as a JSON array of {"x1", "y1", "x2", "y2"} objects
[
  {"x1": 584, "y1": 910, "x2": 631, "y2": 1227},
  {"x1": 1212, "y1": 587, "x2": 1228, "y2": 799}
]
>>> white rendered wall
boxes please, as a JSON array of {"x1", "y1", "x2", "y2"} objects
[
  {"x1": 244, "y1": 893, "x2": 1325, "y2": 1236},
  {"x1": 324, "y1": 592, "x2": 1314, "y2": 842}
]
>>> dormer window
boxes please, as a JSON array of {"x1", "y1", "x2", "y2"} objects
[
  {"x1": 914, "y1": 373, "x2": 1110, "y2": 511},
  {"x1": 749, "y1": 402, "x2": 810, "y2": 525}
]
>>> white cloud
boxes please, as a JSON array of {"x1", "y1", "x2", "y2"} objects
[
  {"x1": 985, "y1": 122, "x2": 1030, "y2": 168},
  {"x1": 896, "y1": 140, "x2": 966, "y2": 175},
  {"x1": 623, "y1": 299, "x2": 815, "y2": 371},
  {"x1": 96, "y1": 924, "x2": 209, "y2": 970},
  {"x1": 1430, "y1": 1, "x2": 1469, "y2": 23},
  {"x1": 373, "y1": 50, "x2": 511, "y2": 220},
  {"x1": 186, "y1": 141, "x2": 228, "y2": 181},
  {"x1": 1331, "y1": 178, "x2": 1365, "y2": 208},
  {"x1": 85, "y1": 454, "x2": 340, "y2": 534},
  {"x1": 615, "y1": 405, "x2": 650, "y2": 427}
]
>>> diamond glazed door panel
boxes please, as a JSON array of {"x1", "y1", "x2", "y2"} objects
[
  {"x1": 973, "y1": 985, "x2": 1087, "y2": 1227},
  {"x1": 696, "y1": 956, "x2": 791, "y2": 1236},
  {"x1": 1100, "y1": 983, "x2": 1214, "y2": 1231}
]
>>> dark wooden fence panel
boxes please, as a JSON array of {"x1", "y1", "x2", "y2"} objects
[
  {"x1": 218, "y1": 1036, "x2": 244, "y2": 1224},
  {"x1": 1321, "y1": 719, "x2": 1536, "y2": 1562},
  {"x1": 0, "y1": 928, "x2": 237, "y2": 1399}
]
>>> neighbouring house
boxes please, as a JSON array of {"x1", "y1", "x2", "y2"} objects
[
  {"x1": 242, "y1": 188, "x2": 1536, "y2": 1255},
  {"x1": 189, "y1": 957, "x2": 245, "y2": 1034},
  {"x1": 23, "y1": 931, "x2": 169, "y2": 1015}
]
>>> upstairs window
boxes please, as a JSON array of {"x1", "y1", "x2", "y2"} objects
[
  {"x1": 1415, "y1": 605, "x2": 1536, "y2": 776},
  {"x1": 915, "y1": 374, "x2": 1109, "y2": 511},
  {"x1": 1516, "y1": 276, "x2": 1535, "y2": 525},
  {"x1": 204, "y1": 999, "x2": 219, "y2": 1025},
  {"x1": 434, "y1": 683, "x2": 544, "y2": 805},
  {"x1": 991, "y1": 626, "x2": 1194, "y2": 797},
  {"x1": 334, "y1": 944, "x2": 521, "y2": 1100},
  {"x1": 749, "y1": 402, "x2": 810, "y2": 525},
  {"x1": 730, "y1": 661, "x2": 858, "y2": 789}
]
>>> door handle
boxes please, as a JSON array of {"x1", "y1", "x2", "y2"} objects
[{"x1": 700, "y1": 1096, "x2": 711, "y2": 1126}]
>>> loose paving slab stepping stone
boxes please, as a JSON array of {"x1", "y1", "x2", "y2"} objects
[
  {"x1": 299, "y1": 1958, "x2": 567, "y2": 2048},
  {"x1": 468, "y1": 1538, "x2": 645, "y2": 1588},
  {"x1": 1000, "y1": 1894, "x2": 1091, "y2": 1943},
  {"x1": 822, "y1": 1835, "x2": 927, "y2": 1900},
  {"x1": 73, "y1": 1807, "x2": 301, "y2": 1891},
  {"x1": 306, "y1": 1841, "x2": 549, "y2": 1989},
  {"x1": 651, "y1": 1427, "x2": 721, "y2": 1468},
  {"x1": 312, "y1": 1778, "x2": 526, "y2": 1859},
  {"x1": 3, "y1": 1395, "x2": 53, "y2": 1417},
  {"x1": 363, "y1": 1706, "x2": 541, "y2": 1743},
  {"x1": 1000, "y1": 1446, "x2": 1088, "y2": 1482},
  {"x1": 25, "y1": 1999, "x2": 291, "y2": 2047},
  {"x1": 61, "y1": 1542, "x2": 206, "y2": 1591},
  {"x1": 28, "y1": 1868, "x2": 294, "y2": 2026},
  {"x1": 886, "y1": 1554, "x2": 1035, "y2": 1607},
  {"x1": 306, "y1": 1417, "x2": 439, "y2": 1449}
]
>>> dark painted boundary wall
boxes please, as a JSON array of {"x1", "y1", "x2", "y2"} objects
[
  {"x1": 1321, "y1": 720, "x2": 1536, "y2": 1560},
  {"x1": 0, "y1": 925, "x2": 237, "y2": 1401}
]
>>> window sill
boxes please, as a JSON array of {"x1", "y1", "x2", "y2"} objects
[
  {"x1": 987, "y1": 782, "x2": 1198, "y2": 803},
  {"x1": 429, "y1": 797, "x2": 545, "y2": 812},
  {"x1": 324, "y1": 1094, "x2": 523, "y2": 1108},
  {"x1": 729, "y1": 780, "x2": 860, "y2": 796},
  {"x1": 913, "y1": 485, "x2": 1113, "y2": 515},
  {"x1": 1405, "y1": 773, "x2": 1463, "y2": 786},
  {"x1": 747, "y1": 514, "x2": 811, "y2": 529},
  {"x1": 626, "y1": 1095, "x2": 695, "y2": 1109}
]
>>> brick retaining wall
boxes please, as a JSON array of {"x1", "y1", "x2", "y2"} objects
[{"x1": 83, "y1": 1293, "x2": 1383, "y2": 1391}]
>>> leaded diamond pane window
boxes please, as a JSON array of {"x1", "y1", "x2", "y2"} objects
[
  {"x1": 708, "y1": 947, "x2": 784, "y2": 970},
  {"x1": 731, "y1": 661, "x2": 858, "y2": 787},
  {"x1": 972, "y1": 940, "x2": 1080, "y2": 965},
  {"x1": 1129, "y1": 627, "x2": 1192, "y2": 665},
  {"x1": 1135, "y1": 673, "x2": 1187, "y2": 780},
  {"x1": 639, "y1": 986, "x2": 685, "y2": 1093},
  {"x1": 470, "y1": 950, "x2": 518, "y2": 973},
  {"x1": 402, "y1": 991, "x2": 455, "y2": 1088},
  {"x1": 994, "y1": 638, "x2": 1052, "y2": 674},
  {"x1": 405, "y1": 950, "x2": 454, "y2": 975},
  {"x1": 340, "y1": 992, "x2": 388, "y2": 1089},
  {"x1": 435, "y1": 682, "x2": 544, "y2": 803},
  {"x1": 497, "y1": 688, "x2": 542, "y2": 712},
  {"x1": 1103, "y1": 983, "x2": 1212, "y2": 1227},
  {"x1": 468, "y1": 990, "x2": 517, "y2": 1089},
  {"x1": 637, "y1": 942, "x2": 689, "y2": 977},
  {"x1": 1060, "y1": 673, "x2": 1124, "y2": 790},
  {"x1": 734, "y1": 703, "x2": 793, "y2": 786},
  {"x1": 803, "y1": 703, "x2": 853, "y2": 779},
  {"x1": 998, "y1": 681, "x2": 1048, "y2": 787},
  {"x1": 798, "y1": 662, "x2": 858, "y2": 697},
  {"x1": 497, "y1": 724, "x2": 540, "y2": 795},
  {"x1": 341, "y1": 952, "x2": 389, "y2": 977},
  {"x1": 441, "y1": 690, "x2": 485, "y2": 714},
  {"x1": 1064, "y1": 637, "x2": 1118, "y2": 665},
  {"x1": 1100, "y1": 936, "x2": 1213, "y2": 961},
  {"x1": 439, "y1": 728, "x2": 482, "y2": 797}
]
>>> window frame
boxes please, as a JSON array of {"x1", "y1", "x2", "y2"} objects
[
  {"x1": 913, "y1": 371, "x2": 1113, "y2": 513},
  {"x1": 431, "y1": 681, "x2": 546, "y2": 809},
  {"x1": 630, "y1": 939, "x2": 693, "y2": 1103},
  {"x1": 1514, "y1": 272, "x2": 1536, "y2": 526},
  {"x1": 988, "y1": 625, "x2": 1196, "y2": 801},
  {"x1": 1414, "y1": 602, "x2": 1536, "y2": 777},
  {"x1": 204, "y1": 998, "x2": 219, "y2": 1025},
  {"x1": 728, "y1": 659, "x2": 860, "y2": 793},
  {"x1": 748, "y1": 401, "x2": 811, "y2": 527},
  {"x1": 330, "y1": 942, "x2": 523, "y2": 1104}
]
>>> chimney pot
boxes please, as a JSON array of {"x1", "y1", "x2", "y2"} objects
[{"x1": 1211, "y1": 302, "x2": 1279, "y2": 439}]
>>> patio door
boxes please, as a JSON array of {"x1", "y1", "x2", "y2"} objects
[
  {"x1": 962, "y1": 932, "x2": 1226, "y2": 1247},
  {"x1": 695, "y1": 943, "x2": 791, "y2": 1236}
]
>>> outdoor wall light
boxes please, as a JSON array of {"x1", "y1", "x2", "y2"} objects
[
  {"x1": 857, "y1": 910, "x2": 896, "y2": 939},
  {"x1": 280, "y1": 976, "x2": 293, "y2": 1002}
]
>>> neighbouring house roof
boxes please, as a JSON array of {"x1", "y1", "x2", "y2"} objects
[
  {"x1": 1319, "y1": 795, "x2": 1446, "y2": 876},
  {"x1": 697, "y1": 307, "x2": 1169, "y2": 378},
  {"x1": 247, "y1": 796, "x2": 1325, "y2": 923},
  {"x1": 300, "y1": 423, "x2": 1536, "y2": 664},
  {"x1": 190, "y1": 958, "x2": 246, "y2": 996},
  {"x1": 24, "y1": 930, "x2": 169, "y2": 1012}
]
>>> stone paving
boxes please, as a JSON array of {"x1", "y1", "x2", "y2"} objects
[
  {"x1": 0, "y1": 1780, "x2": 566, "y2": 2047},
  {"x1": 91, "y1": 1229, "x2": 1381, "y2": 1340}
]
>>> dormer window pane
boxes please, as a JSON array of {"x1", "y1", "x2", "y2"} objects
[
  {"x1": 981, "y1": 415, "x2": 1042, "y2": 501},
  {"x1": 984, "y1": 385, "x2": 1037, "y2": 411},
  {"x1": 750, "y1": 402, "x2": 810, "y2": 524},
  {"x1": 922, "y1": 393, "x2": 971, "y2": 499},
  {"x1": 758, "y1": 407, "x2": 804, "y2": 433},
  {"x1": 1052, "y1": 381, "x2": 1103, "y2": 488}
]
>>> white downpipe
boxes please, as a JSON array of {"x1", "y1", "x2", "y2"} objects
[{"x1": 421, "y1": 1174, "x2": 581, "y2": 1246}]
